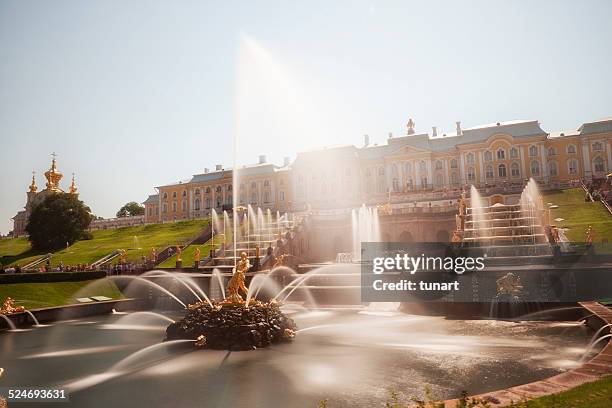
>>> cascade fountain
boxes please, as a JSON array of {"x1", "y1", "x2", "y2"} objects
[{"x1": 462, "y1": 179, "x2": 551, "y2": 257}]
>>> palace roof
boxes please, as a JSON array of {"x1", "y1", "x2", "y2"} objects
[
  {"x1": 142, "y1": 194, "x2": 159, "y2": 204},
  {"x1": 578, "y1": 117, "x2": 612, "y2": 135}
]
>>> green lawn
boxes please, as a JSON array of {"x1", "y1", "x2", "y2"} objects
[
  {"x1": 544, "y1": 188, "x2": 612, "y2": 242},
  {"x1": 158, "y1": 233, "x2": 226, "y2": 267},
  {"x1": 508, "y1": 375, "x2": 612, "y2": 408},
  {"x1": 0, "y1": 279, "x2": 123, "y2": 309},
  {"x1": 0, "y1": 219, "x2": 209, "y2": 268}
]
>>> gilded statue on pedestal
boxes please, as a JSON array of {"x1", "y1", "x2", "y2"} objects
[
  {"x1": 1, "y1": 297, "x2": 25, "y2": 314},
  {"x1": 223, "y1": 252, "x2": 250, "y2": 304}
]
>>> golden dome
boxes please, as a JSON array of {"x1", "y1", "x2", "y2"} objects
[
  {"x1": 44, "y1": 153, "x2": 63, "y2": 191},
  {"x1": 29, "y1": 171, "x2": 37, "y2": 193},
  {"x1": 69, "y1": 173, "x2": 78, "y2": 194}
]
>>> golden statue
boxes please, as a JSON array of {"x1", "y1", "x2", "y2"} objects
[
  {"x1": 451, "y1": 229, "x2": 462, "y2": 244},
  {"x1": 223, "y1": 252, "x2": 250, "y2": 304},
  {"x1": 273, "y1": 254, "x2": 287, "y2": 269},
  {"x1": 149, "y1": 247, "x2": 157, "y2": 262},
  {"x1": 194, "y1": 247, "x2": 201, "y2": 263},
  {"x1": 1, "y1": 297, "x2": 25, "y2": 314},
  {"x1": 586, "y1": 225, "x2": 595, "y2": 245},
  {"x1": 406, "y1": 118, "x2": 415, "y2": 135},
  {"x1": 176, "y1": 245, "x2": 182, "y2": 262},
  {"x1": 496, "y1": 273, "x2": 523, "y2": 297}
]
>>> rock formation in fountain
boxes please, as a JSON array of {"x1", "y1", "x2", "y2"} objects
[{"x1": 165, "y1": 252, "x2": 297, "y2": 350}]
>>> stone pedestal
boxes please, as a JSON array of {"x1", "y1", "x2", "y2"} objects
[
  {"x1": 176, "y1": 260, "x2": 182, "y2": 269},
  {"x1": 194, "y1": 261, "x2": 199, "y2": 270}
]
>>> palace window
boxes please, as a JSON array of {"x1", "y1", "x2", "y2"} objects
[
  {"x1": 530, "y1": 160, "x2": 541, "y2": 176},
  {"x1": 419, "y1": 161, "x2": 427, "y2": 172},
  {"x1": 205, "y1": 198, "x2": 211, "y2": 209},
  {"x1": 404, "y1": 162, "x2": 412, "y2": 175},
  {"x1": 195, "y1": 198, "x2": 201, "y2": 210},
  {"x1": 450, "y1": 172, "x2": 459, "y2": 185},
  {"x1": 498, "y1": 164, "x2": 507, "y2": 178},
  {"x1": 548, "y1": 161, "x2": 558, "y2": 177},
  {"x1": 466, "y1": 153, "x2": 475, "y2": 164},
  {"x1": 263, "y1": 191, "x2": 270, "y2": 203},
  {"x1": 181, "y1": 200, "x2": 187, "y2": 211},
  {"x1": 205, "y1": 187, "x2": 211, "y2": 194},
  {"x1": 593, "y1": 142, "x2": 604, "y2": 152},
  {"x1": 485, "y1": 165, "x2": 494, "y2": 179},
  {"x1": 226, "y1": 195, "x2": 233, "y2": 205},
  {"x1": 547, "y1": 147, "x2": 557, "y2": 156},
  {"x1": 264, "y1": 180, "x2": 270, "y2": 187},
  {"x1": 467, "y1": 167, "x2": 475, "y2": 182},
  {"x1": 216, "y1": 186, "x2": 222, "y2": 193},
  {"x1": 435, "y1": 160, "x2": 443, "y2": 170},
  {"x1": 377, "y1": 180, "x2": 386, "y2": 193},
  {"x1": 227, "y1": 184, "x2": 232, "y2": 191},
  {"x1": 172, "y1": 202, "x2": 177, "y2": 212},
  {"x1": 567, "y1": 144, "x2": 577, "y2": 154},
  {"x1": 172, "y1": 192, "x2": 177, "y2": 199},
  {"x1": 511, "y1": 163, "x2": 520, "y2": 178},
  {"x1": 484, "y1": 151, "x2": 493, "y2": 162},
  {"x1": 450, "y1": 158, "x2": 458, "y2": 169},
  {"x1": 163, "y1": 192, "x2": 168, "y2": 199},
  {"x1": 568, "y1": 159, "x2": 578, "y2": 175},
  {"x1": 510, "y1": 147, "x2": 518, "y2": 159},
  {"x1": 182, "y1": 190, "x2": 187, "y2": 197},
  {"x1": 529, "y1": 145, "x2": 538, "y2": 157},
  {"x1": 216, "y1": 197, "x2": 222, "y2": 207},
  {"x1": 195, "y1": 188, "x2": 200, "y2": 196},
  {"x1": 392, "y1": 178, "x2": 400, "y2": 191},
  {"x1": 594, "y1": 156, "x2": 605, "y2": 172},
  {"x1": 420, "y1": 177, "x2": 428, "y2": 187},
  {"x1": 435, "y1": 174, "x2": 443, "y2": 186},
  {"x1": 280, "y1": 191, "x2": 285, "y2": 201},
  {"x1": 162, "y1": 203, "x2": 168, "y2": 213},
  {"x1": 378, "y1": 167, "x2": 385, "y2": 176},
  {"x1": 496, "y1": 149, "x2": 505, "y2": 160}
]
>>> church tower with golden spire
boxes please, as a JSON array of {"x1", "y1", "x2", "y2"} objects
[{"x1": 29, "y1": 171, "x2": 37, "y2": 193}]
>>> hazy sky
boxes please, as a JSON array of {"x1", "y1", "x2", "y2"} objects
[{"x1": 1, "y1": 0, "x2": 611, "y2": 234}]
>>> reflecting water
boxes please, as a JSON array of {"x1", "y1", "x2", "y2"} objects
[{"x1": 0, "y1": 309, "x2": 591, "y2": 408}]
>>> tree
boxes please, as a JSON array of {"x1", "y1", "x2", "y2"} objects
[
  {"x1": 26, "y1": 193, "x2": 93, "y2": 250},
  {"x1": 116, "y1": 201, "x2": 145, "y2": 218}
]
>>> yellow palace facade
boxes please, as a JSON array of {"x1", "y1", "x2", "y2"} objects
[{"x1": 143, "y1": 116, "x2": 612, "y2": 223}]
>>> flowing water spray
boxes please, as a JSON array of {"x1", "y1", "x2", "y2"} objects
[
  {"x1": 351, "y1": 204, "x2": 381, "y2": 260},
  {"x1": 106, "y1": 276, "x2": 187, "y2": 309},
  {"x1": 0, "y1": 314, "x2": 16, "y2": 330}
]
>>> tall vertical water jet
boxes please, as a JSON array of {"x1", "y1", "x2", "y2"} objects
[
  {"x1": 351, "y1": 204, "x2": 381, "y2": 261},
  {"x1": 469, "y1": 185, "x2": 488, "y2": 239}
]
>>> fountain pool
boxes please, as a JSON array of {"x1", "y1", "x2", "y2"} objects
[{"x1": 0, "y1": 306, "x2": 591, "y2": 407}]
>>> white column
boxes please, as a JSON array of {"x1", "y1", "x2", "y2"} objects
[
  {"x1": 478, "y1": 151, "x2": 484, "y2": 184},
  {"x1": 426, "y1": 160, "x2": 433, "y2": 188},
  {"x1": 540, "y1": 144, "x2": 548, "y2": 178},
  {"x1": 582, "y1": 141, "x2": 591, "y2": 176},
  {"x1": 459, "y1": 154, "x2": 465, "y2": 182},
  {"x1": 519, "y1": 146, "x2": 527, "y2": 178}
]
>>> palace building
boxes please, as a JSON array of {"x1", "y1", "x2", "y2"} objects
[
  {"x1": 12, "y1": 155, "x2": 79, "y2": 237},
  {"x1": 143, "y1": 116, "x2": 612, "y2": 224}
]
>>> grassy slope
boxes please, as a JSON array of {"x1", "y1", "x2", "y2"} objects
[
  {"x1": 510, "y1": 375, "x2": 612, "y2": 408},
  {"x1": 0, "y1": 219, "x2": 209, "y2": 267},
  {"x1": 0, "y1": 279, "x2": 123, "y2": 309},
  {"x1": 158, "y1": 231, "x2": 230, "y2": 267},
  {"x1": 543, "y1": 188, "x2": 612, "y2": 242}
]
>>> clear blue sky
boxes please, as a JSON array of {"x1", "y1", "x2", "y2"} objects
[{"x1": 1, "y1": 0, "x2": 611, "y2": 234}]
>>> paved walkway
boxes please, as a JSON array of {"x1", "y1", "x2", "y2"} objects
[{"x1": 439, "y1": 301, "x2": 612, "y2": 407}]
